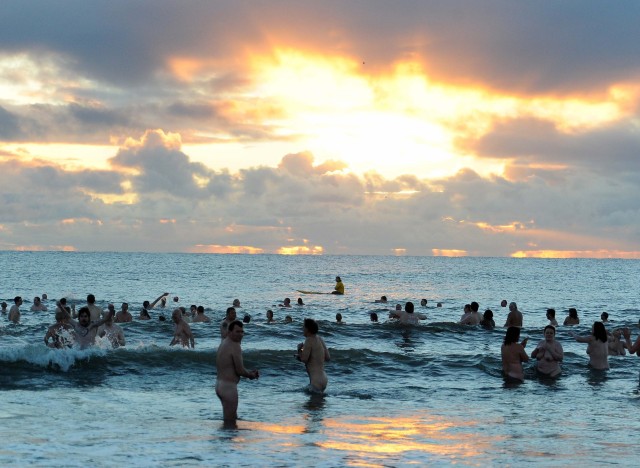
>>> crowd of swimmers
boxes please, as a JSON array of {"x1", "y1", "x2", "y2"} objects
[{"x1": 5, "y1": 280, "x2": 640, "y2": 426}]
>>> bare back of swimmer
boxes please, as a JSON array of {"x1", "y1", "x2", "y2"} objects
[{"x1": 297, "y1": 318, "x2": 331, "y2": 392}]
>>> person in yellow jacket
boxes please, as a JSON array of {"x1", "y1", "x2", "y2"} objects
[{"x1": 331, "y1": 276, "x2": 344, "y2": 295}]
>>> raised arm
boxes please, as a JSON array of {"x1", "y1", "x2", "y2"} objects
[
  {"x1": 89, "y1": 310, "x2": 114, "y2": 331},
  {"x1": 623, "y1": 328, "x2": 640, "y2": 355},
  {"x1": 149, "y1": 292, "x2": 169, "y2": 309}
]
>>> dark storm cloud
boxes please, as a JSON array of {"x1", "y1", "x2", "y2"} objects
[
  {"x1": 1, "y1": 1, "x2": 638, "y2": 95},
  {"x1": 465, "y1": 116, "x2": 640, "y2": 175}
]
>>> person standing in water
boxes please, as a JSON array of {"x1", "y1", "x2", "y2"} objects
[
  {"x1": 572, "y1": 321, "x2": 609, "y2": 370},
  {"x1": 296, "y1": 318, "x2": 331, "y2": 392},
  {"x1": 331, "y1": 276, "x2": 344, "y2": 295},
  {"x1": 531, "y1": 325, "x2": 563, "y2": 377},
  {"x1": 501, "y1": 326, "x2": 529, "y2": 382},
  {"x1": 215, "y1": 320, "x2": 259, "y2": 427}
]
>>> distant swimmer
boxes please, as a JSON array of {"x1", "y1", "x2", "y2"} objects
[
  {"x1": 460, "y1": 302, "x2": 482, "y2": 325},
  {"x1": 220, "y1": 307, "x2": 237, "y2": 340},
  {"x1": 600, "y1": 312, "x2": 610, "y2": 323},
  {"x1": 193, "y1": 305, "x2": 211, "y2": 323},
  {"x1": 531, "y1": 325, "x2": 563, "y2": 377},
  {"x1": 420, "y1": 299, "x2": 427, "y2": 307},
  {"x1": 170, "y1": 308, "x2": 195, "y2": 348},
  {"x1": 266, "y1": 310, "x2": 275, "y2": 324},
  {"x1": 546, "y1": 308, "x2": 558, "y2": 327},
  {"x1": 389, "y1": 302, "x2": 426, "y2": 325},
  {"x1": 1, "y1": 301, "x2": 7, "y2": 314},
  {"x1": 500, "y1": 300, "x2": 508, "y2": 308},
  {"x1": 504, "y1": 302, "x2": 523, "y2": 328},
  {"x1": 370, "y1": 312, "x2": 379, "y2": 322},
  {"x1": 30, "y1": 296, "x2": 48, "y2": 312},
  {"x1": 85, "y1": 294, "x2": 103, "y2": 322},
  {"x1": 98, "y1": 312, "x2": 125, "y2": 348},
  {"x1": 242, "y1": 314, "x2": 251, "y2": 324},
  {"x1": 331, "y1": 276, "x2": 344, "y2": 295},
  {"x1": 501, "y1": 326, "x2": 529, "y2": 382},
  {"x1": 68, "y1": 306, "x2": 114, "y2": 349},
  {"x1": 216, "y1": 320, "x2": 259, "y2": 427},
  {"x1": 44, "y1": 309, "x2": 74, "y2": 348},
  {"x1": 459, "y1": 304, "x2": 471, "y2": 323},
  {"x1": 572, "y1": 322, "x2": 609, "y2": 370},
  {"x1": 480, "y1": 310, "x2": 495, "y2": 330},
  {"x1": 279, "y1": 298, "x2": 292, "y2": 308},
  {"x1": 9, "y1": 296, "x2": 22, "y2": 323},
  {"x1": 436, "y1": 302, "x2": 442, "y2": 308},
  {"x1": 115, "y1": 303, "x2": 133, "y2": 323},
  {"x1": 297, "y1": 298, "x2": 304, "y2": 306},
  {"x1": 607, "y1": 329, "x2": 626, "y2": 356},
  {"x1": 564, "y1": 308, "x2": 580, "y2": 326},
  {"x1": 233, "y1": 299, "x2": 241, "y2": 308},
  {"x1": 296, "y1": 318, "x2": 330, "y2": 393},
  {"x1": 284, "y1": 315, "x2": 293, "y2": 323},
  {"x1": 335, "y1": 313, "x2": 344, "y2": 324},
  {"x1": 375, "y1": 296, "x2": 388, "y2": 304}
]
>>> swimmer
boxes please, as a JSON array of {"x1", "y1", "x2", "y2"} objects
[
  {"x1": 170, "y1": 308, "x2": 195, "y2": 348},
  {"x1": 331, "y1": 276, "x2": 344, "y2": 295},
  {"x1": 279, "y1": 298, "x2": 292, "y2": 308},
  {"x1": 370, "y1": 312, "x2": 379, "y2": 322},
  {"x1": 335, "y1": 313, "x2": 343, "y2": 324},
  {"x1": 480, "y1": 309, "x2": 495, "y2": 330},
  {"x1": 266, "y1": 310, "x2": 275, "y2": 324},
  {"x1": 531, "y1": 325, "x2": 563, "y2": 377},
  {"x1": 546, "y1": 308, "x2": 558, "y2": 327},
  {"x1": 600, "y1": 312, "x2": 610, "y2": 323},
  {"x1": 67, "y1": 305, "x2": 114, "y2": 349},
  {"x1": 375, "y1": 296, "x2": 388, "y2": 304},
  {"x1": 501, "y1": 326, "x2": 529, "y2": 382},
  {"x1": 500, "y1": 299, "x2": 508, "y2": 308},
  {"x1": 622, "y1": 328, "x2": 640, "y2": 356},
  {"x1": 30, "y1": 296, "x2": 48, "y2": 312},
  {"x1": 220, "y1": 307, "x2": 237, "y2": 340},
  {"x1": 232, "y1": 299, "x2": 241, "y2": 308},
  {"x1": 193, "y1": 305, "x2": 211, "y2": 323},
  {"x1": 98, "y1": 313, "x2": 125, "y2": 348},
  {"x1": 420, "y1": 299, "x2": 427, "y2": 307},
  {"x1": 608, "y1": 329, "x2": 626, "y2": 356},
  {"x1": 572, "y1": 322, "x2": 609, "y2": 370},
  {"x1": 9, "y1": 296, "x2": 22, "y2": 323},
  {"x1": 296, "y1": 318, "x2": 330, "y2": 392},
  {"x1": 284, "y1": 315, "x2": 293, "y2": 323},
  {"x1": 1, "y1": 301, "x2": 7, "y2": 314},
  {"x1": 388, "y1": 304, "x2": 402, "y2": 320},
  {"x1": 243, "y1": 314, "x2": 251, "y2": 324},
  {"x1": 504, "y1": 302, "x2": 523, "y2": 328},
  {"x1": 390, "y1": 302, "x2": 426, "y2": 325},
  {"x1": 44, "y1": 309, "x2": 74, "y2": 348},
  {"x1": 115, "y1": 303, "x2": 133, "y2": 323},
  {"x1": 297, "y1": 298, "x2": 304, "y2": 306},
  {"x1": 85, "y1": 294, "x2": 103, "y2": 322},
  {"x1": 215, "y1": 320, "x2": 259, "y2": 426},
  {"x1": 564, "y1": 308, "x2": 580, "y2": 326},
  {"x1": 460, "y1": 304, "x2": 471, "y2": 323},
  {"x1": 460, "y1": 302, "x2": 482, "y2": 325},
  {"x1": 436, "y1": 302, "x2": 442, "y2": 308}
]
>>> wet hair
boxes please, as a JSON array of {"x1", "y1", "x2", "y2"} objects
[
  {"x1": 483, "y1": 309, "x2": 494, "y2": 320},
  {"x1": 60, "y1": 298, "x2": 67, "y2": 306},
  {"x1": 226, "y1": 307, "x2": 236, "y2": 317},
  {"x1": 143, "y1": 300, "x2": 150, "y2": 308},
  {"x1": 509, "y1": 302, "x2": 517, "y2": 311},
  {"x1": 243, "y1": 314, "x2": 251, "y2": 324},
  {"x1": 546, "y1": 308, "x2": 556, "y2": 318},
  {"x1": 370, "y1": 312, "x2": 379, "y2": 322},
  {"x1": 14, "y1": 296, "x2": 22, "y2": 304},
  {"x1": 284, "y1": 298, "x2": 291, "y2": 304},
  {"x1": 464, "y1": 304, "x2": 471, "y2": 312},
  {"x1": 470, "y1": 302, "x2": 479, "y2": 312},
  {"x1": 381, "y1": 296, "x2": 387, "y2": 301},
  {"x1": 87, "y1": 294, "x2": 95, "y2": 304},
  {"x1": 569, "y1": 308, "x2": 578, "y2": 319},
  {"x1": 420, "y1": 299, "x2": 427, "y2": 306},
  {"x1": 503, "y1": 326, "x2": 521, "y2": 345},
  {"x1": 544, "y1": 325, "x2": 556, "y2": 335},
  {"x1": 197, "y1": 305, "x2": 205, "y2": 314},
  {"x1": 304, "y1": 318, "x2": 319, "y2": 334},
  {"x1": 336, "y1": 313, "x2": 343, "y2": 322},
  {"x1": 77, "y1": 306, "x2": 90, "y2": 319},
  {"x1": 228, "y1": 320, "x2": 243, "y2": 332},
  {"x1": 593, "y1": 321, "x2": 607, "y2": 342},
  {"x1": 266, "y1": 309, "x2": 273, "y2": 319},
  {"x1": 190, "y1": 304, "x2": 197, "y2": 311},
  {"x1": 436, "y1": 302, "x2": 442, "y2": 307},
  {"x1": 601, "y1": 312, "x2": 609, "y2": 320},
  {"x1": 297, "y1": 298, "x2": 304, "y2": 305},
  {"x1": 405, "y1": 302, "x2": 414, "y2": 314}
]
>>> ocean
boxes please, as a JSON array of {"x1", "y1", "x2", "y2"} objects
[{"x1": 1, "y1": 252, "x2": 639, "y2": 466}]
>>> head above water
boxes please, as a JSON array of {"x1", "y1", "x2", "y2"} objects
[
  {"x1": 233, "y1": 299, "x2": 241, "y2": 307},
  {"x1": 336, "y1": 313, "x2": 343, "y2": 322},
  {"x1": 470, "y1": 302, "x2": 479, "y2": 312},
  {"x1": 87, "y1": 294, "x2": 96, "y2": 305},
  {"x1": 304, "y1": 318, "x2": 319, "y2": 334},
  {"x1": 420, "y1": 299, "x2": 427, "y2": 307},
  {"x1": 405, "y1": 302, "x2": 414, "y2": 314},
  {"x1": 501, "y1": 300, "x2": 508, "y2": 307},
  {"x1": 569, "y1": 308, "x2": 578, "y2": 319},
  {"x1": 509, "y1": 302, "x2": 517, "y2": 312},
  {"x1": 546, "y1": 308, "x2": 556, "y2": 319},
  {"x1": 503, "y1": 326, "x2": 521, "y2": 345}
]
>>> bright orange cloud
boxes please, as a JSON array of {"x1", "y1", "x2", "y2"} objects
[
  {"x1": 189, "y1": 244, "x2": 264, "y2": 254},
  {"x1": 511, "y1": 250, "x2": 640, "y2": 259}
]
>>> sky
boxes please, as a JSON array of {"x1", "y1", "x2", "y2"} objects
[{"x1": 1, "y1": 0, "x2": 639, "y2": 257}]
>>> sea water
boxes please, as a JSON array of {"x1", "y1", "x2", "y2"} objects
[{"x1": 1, "y1": 252, "x2": 639, "y2": 466}]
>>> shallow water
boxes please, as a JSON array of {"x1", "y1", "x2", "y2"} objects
[{"x1": 1, "y1": 252, "x2": 640, "y2": 466}]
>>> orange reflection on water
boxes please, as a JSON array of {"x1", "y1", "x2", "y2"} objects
[{"x1": 317, "y1": 413, "x2": 499, "y2": 464}]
